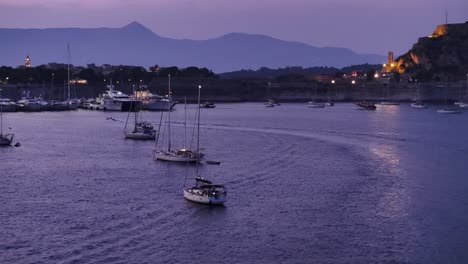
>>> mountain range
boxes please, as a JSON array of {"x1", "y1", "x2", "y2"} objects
[{"x1": 0, "y1": 22, "x2": 385, "y2": 73}]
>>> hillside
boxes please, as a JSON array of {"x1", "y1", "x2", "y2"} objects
[
  {"x1": 395, "y1": 21, "x2": 468, "y2": 80},
  {"x1": 0, "y1": 22, "x2": 384, "y2": 73}
]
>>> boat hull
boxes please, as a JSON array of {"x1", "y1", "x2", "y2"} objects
[
  {"x1": 379, "y1": 102, "x2": 400, "y2": 105},
  {"x1": 437, "y1": 109, "x2": 462, "y2": 114},
  {"x1": 411, "y1": 103, "x2": 428, "y2": 109},
  {"x1": 308, "y1": 104, "x2": 325, "y2": 108},
  {"x1": 125, "y1": 132, "x2": 155, "y2": 140},
  {"x1": 183, "y1": 189, "x2": 226, "y2": 205},
  {"x1": 155, "y1": 152, "x2": 198, "y2": 163},
  {"x1": 0, "y1": 135, "x2": 13, "y2": 146}
]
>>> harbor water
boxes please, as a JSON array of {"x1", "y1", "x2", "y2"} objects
[{"x1": 1, "y1": 103, "x2": 468, "y2": 263}]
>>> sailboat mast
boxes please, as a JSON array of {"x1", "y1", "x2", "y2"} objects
[
  {"x1": 133, "y1": 85, "x2": 137, "y2": 128},
  {"x1": 196, "y1": 85, "x2": 201, "y2": 175},
  {"x1": 67, "y1": 44, "x2": 71, "y2": 102},
  {"x1": 168, "y1": 74, "x2": 171, "y2": 152},
  {"x1": 184, "y1": 96, "x2": 187, "y2": 149},
  {"x1": 0, "y1": 88, "x2": 3, "y2": 136}
]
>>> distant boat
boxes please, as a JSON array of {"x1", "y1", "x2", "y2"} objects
[
  {"x1": 438, "y1": 79, "x2": 462, "y2": 114},
  {"x1": 379, "y1": 101, "x2": 400, "y2": 105},
  {"x1": 411, "y1": 82, "x2": 427, "y2": 109},
  {"x1": 459, "y1": 102, "x2": 468, "y2": 108},
  {"x1": 325, "y1": 101, "x2": 335, "y2": 107},
  {"x1": 437, "y1": 108, "x2": 462, "y2": 114},
  {"x1": 0, "y1": 98, "x2": 17, "y2": 112},
  {"x1": 264, "y1": 102, "x2": 275, "y2": 107},
  {"x1": 307, "y1": 101, "x2": 325, "y2": 108},
  {"x1": 411, "y1": 101, "x2": 428, "y2": 109},
  {"x1": 356, "y1": 101, "x2": 377, "y2": 110},
  {"x1": 183, "y1": 85, "x2": 226, "y2": 205},
  {"x1": 200, "y1": 102, "x2": 216, "y2": 108},
  {"x1": 0, "y1": 89, "x2": 14, "y2": 146},
  {"x1": 16, "y1": 98, "x2": 42, "y2": 112}
]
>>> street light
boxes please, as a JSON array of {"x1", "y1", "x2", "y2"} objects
[
  {"x1": 331, "y1": 80, "x2": 335, "y2": 84},
  {"x1": 351, "y1": 80, "x2": 356, "y2": 85}
]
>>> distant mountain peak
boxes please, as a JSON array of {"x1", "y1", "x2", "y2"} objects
[{"x1": 123, "y1": 21, "x2": 149, "y2": 31}]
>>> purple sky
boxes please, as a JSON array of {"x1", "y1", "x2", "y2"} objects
[{"x1": 0, "y1": 0, "x2": 467, "y2": 56}]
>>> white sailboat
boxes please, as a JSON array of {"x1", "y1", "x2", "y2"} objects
[
  {"x1": 438, "y1": 79, "x2": 462, "y2": 114},
  {"x1": 411, "y1": 81, "x2": 428, "y2": 109},
  {"x1": 155, "y1": 75, "x2": 203, "y2": 163},
  {"x1": 124, "y1": 87, "x2": 157, "y2": 140},
  {"x1": 0, "y1": 88, "x2": 14, "y2": 146},
  {"x1": 183, "y1": 85, "x2": 227, "y2": 205}
]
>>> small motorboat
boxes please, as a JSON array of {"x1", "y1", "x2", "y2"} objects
[
  {"x1": 325, "y1": 101, "x2": 335, "y2": 107},
  {"x1": 356, "y1": 101, "x2": 377, "y2": 110},
  {"x1": 265, "y1": 102, "x2": 275, "y2": 107}
]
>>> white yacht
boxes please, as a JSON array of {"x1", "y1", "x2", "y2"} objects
[
  {"x1": 136, "y1": 87, "x2": 177, "y2": 111},
  {"x1": 91, "y1": 84, "x2": 138, "y2": 111}
]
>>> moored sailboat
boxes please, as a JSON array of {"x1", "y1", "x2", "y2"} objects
[
  {"x1": 0, "y1": 88, "x2": 14, "y2": 146},
  {"x1": 183, "y1": 85, "x2": 226, "y2": 205},
  {"x1": 154, "y1": 76, "x2": 203, "y2": 163}
]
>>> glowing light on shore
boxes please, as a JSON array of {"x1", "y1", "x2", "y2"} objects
[
  {"x1": 351, "y1": 80, "x2": 356, "y2": 84},
  {"x1": 331, "y1": 80, "x2": 335, "y2": 84}
]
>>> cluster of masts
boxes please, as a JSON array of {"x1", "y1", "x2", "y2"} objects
[{"x1": 122, "y1": 76, "x2": 226, "y2": 205}]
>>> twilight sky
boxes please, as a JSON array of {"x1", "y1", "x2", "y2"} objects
[{"x1": 0, "y1": 0, "x2": 467, "y2": 56}]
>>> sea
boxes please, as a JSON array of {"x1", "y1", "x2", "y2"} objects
[{"x1": 1, "y1": 103, "x2": 468, "y2": 264}]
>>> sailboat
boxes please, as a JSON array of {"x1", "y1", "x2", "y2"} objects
[
  {"x1": 0, "y1": 88, "x2": 14, "y2": 146},
  {"x1": 65, "y1": 44, "x2": 78, "y2": 111},
  {"x1": 437, "y1": 78, "x2": 462, "y2": 114},
  {"x1": 379, "y1": 84, "x2": 400, "y2": 105},
  {"x1": 308, "y1": 86, "x2": 325, "y2": 108},
  {"x1": 124, "y1": 87, "x2": 157, "y2": 140},
  {"x1": 155, "y1": 75, "x2": 203, "y2": 163},
  {"x1": 183, "y1": 85, "x2": 227, "y2": 205},
  {"x1": 411, "y1": 81, "x2": 428, "y2": 109}
]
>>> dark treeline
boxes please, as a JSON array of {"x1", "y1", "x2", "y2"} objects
[
  {"x1": 219, "y1": 64, "x2": 382, "y2": 79},
  {"x1": 0, "y1": 64, "x2": 217, "y2": 85}
]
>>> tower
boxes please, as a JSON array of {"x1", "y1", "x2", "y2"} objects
[
  {"x1": 25, "y1": 56, "x2": 31, "y2": 68},
  {"x1": 387, "y1": 51, "x2": 394, "y2": 66}
]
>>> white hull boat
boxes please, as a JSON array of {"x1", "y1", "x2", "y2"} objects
[
  {"x1": 308, "y1": 102, "x2": 325, "y2": 108},
  {"x1": 155, "y1": 150, "x2": 200, "y2": 163},
  {"x1": 459, "y1": 103, "x2": 468, "y2": 108},
  {"x1": 437, "y1": 108, "x2": 462, "y2": 114},
  {"x1": 183, "y1": 187, "x2": 226, "y2": 205},
  {"x1": 411, "y1": 102, "x2": 428, "y2": 109}
]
